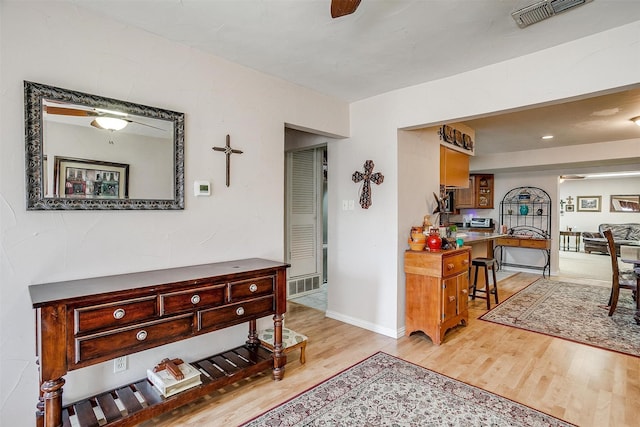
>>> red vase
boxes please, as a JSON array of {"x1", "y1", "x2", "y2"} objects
[{"x1": 427, "y1": 230, "x2": 442, "y2": 251}]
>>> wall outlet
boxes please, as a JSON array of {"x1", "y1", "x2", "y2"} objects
[{"x1": 114, "y1": 356, "x2": 127, "y2": 373}]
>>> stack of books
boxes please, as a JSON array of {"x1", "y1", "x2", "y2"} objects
[{"x1": 146, "y1": 362, "x2": 202, "y2": 397}]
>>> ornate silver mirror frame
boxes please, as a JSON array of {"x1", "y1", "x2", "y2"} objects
[{"x1": 24, "y1": 81, "x2": 185, "y2": 210}]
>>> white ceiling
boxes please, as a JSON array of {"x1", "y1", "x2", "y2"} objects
[{"x1": 69, "y1": 0, "x2": 640, "y2": 156}]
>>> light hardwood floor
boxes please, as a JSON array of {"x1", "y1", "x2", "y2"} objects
[{"x1": 143, "y1": 272, "x2": 640, "y2": 427}]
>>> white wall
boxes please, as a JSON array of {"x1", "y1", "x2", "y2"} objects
[
  {"x1": 559, "y1": 177, "x2": 640, "y2": 236},
  {"x1": 0, "y1": 2, "x2": 349, "y2": 425},
  {"x1": 328, "y1": 21, "x2": 640, "y2": 340}
]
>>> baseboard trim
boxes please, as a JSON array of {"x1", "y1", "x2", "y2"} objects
[{"x1": 325, "y1": 310, "x2": 403, "y2": 339}]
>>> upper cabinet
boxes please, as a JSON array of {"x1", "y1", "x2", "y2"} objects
[
  {"x1": 455, "y1": 174, "x2": 494, "y2": 209},
  {"x1": 439, "y1": 145, "x2": 469, "y2": 188}
]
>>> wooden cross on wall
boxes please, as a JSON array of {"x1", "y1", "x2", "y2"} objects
[
  {"x1": 352, "y1": 160, "x2": 384, "y2": 209},
  {"x1": 212, "y1": 134, "x2": 243, "y2": 187}
]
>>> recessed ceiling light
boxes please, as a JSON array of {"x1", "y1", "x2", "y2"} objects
[{"x1": 541, "y1": 135, "x2": 554, "y2": 140}]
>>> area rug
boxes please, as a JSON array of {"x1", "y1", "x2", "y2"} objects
[
  {"x1": 241, "y1": 352, "x2": 573, "y2": 426},
  {"x1": 481, "y1": 278, "x2": 640, "y2": 357}
]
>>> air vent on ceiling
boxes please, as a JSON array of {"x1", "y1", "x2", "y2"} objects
[{"x1": 512, "y1": 0, "x2": 593, "y2": 28}]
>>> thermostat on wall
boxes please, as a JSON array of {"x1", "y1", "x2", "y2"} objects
[{"x1": 194, "y1": 181, "x2": 211, "y2": 196}]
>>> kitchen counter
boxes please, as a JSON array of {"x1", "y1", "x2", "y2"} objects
[
  {"x1": 454, "y1": 227, "x2": 497, "y2": 233},
  {"x1": 456, "y1": 231, "x2": 506, "y2": 245}
]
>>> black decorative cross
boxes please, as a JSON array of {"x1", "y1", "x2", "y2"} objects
[
  {"x1": 352, "y1": 160, "x2": 384, "y2": 209},
  {"x1": 212, "y1": 134, "x2": 243, "y2": 187}
]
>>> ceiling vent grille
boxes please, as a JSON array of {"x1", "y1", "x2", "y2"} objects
[{"x1": 512, "y1": 0, "x2": 593, "y2": 28}]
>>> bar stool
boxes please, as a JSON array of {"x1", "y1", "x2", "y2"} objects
[{"x1": 470, "y1": 257, "x2": 499, "y2": 309}]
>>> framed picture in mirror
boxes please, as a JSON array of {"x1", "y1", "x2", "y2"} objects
[{"x1": 54, "y1": 157, "x2": 129, "y2": 199}]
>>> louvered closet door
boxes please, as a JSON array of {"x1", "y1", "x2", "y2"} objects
[{"x1": 286, "y1": 149, "x2": 320, "y2": 283}]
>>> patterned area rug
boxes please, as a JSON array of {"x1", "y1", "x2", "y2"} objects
[
  {"x1": 481, "y1": 278, "x2": 640, "y2": 357},
  {"x1": 241, "y1": 352, "x2": 573, "y2": 426}
]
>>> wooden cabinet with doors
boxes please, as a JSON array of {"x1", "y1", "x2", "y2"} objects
[
  {"x1": 455, "y1": 174, "x2": 494, "y2": 209},
  {"x1": 404, "y1": 247, "x2": 471, "y2": 345},
  {"x1": 439, "y1": 145, "x2": 469, "y2": 188}
]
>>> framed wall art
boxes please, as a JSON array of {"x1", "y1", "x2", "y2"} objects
[
  {"x1": 54, "y1": 157, "x2": 129, "y2": 199},
  {"x1": 610, "y1": 194, "x2": 640, "y2": 212},
  {"x1": 576, "y1": 196, "x2": 601, "y2": 212}
]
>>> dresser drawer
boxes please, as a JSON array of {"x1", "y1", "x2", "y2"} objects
[
  {"x1": 520, "y1": 238, "x2": 550, "y2": 249},
  {"x1": 495, "y1": 237, "x2": 520, "y2": 246},
  {"x1": 442, "y1": 252, "x2": 470, "y2": 277},
  {"x1": 74, "y1": 314, "x2": 193, "y2": 365},
  {"x1": 228, "y1": 276, "x2": 274, "y2": 301},
  {"x1": 74, "y1": 296, "x2": 157, "y2": 335},
  {"x1": 159, "y1": 284, "x2": 226, "y2": 315},
  {"x1": 198, "y1": 295, "x2": 274, "y2": 331}
]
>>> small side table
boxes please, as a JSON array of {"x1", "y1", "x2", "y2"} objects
[
  {"x1": 560, "y1": 231, "x2": 581, "y2": 252},
  {"x1": 258, "y1": 327, "x2": 307, "y2": 364}
]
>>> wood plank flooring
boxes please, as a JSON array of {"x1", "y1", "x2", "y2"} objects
[{"x1": 142, "y1": 272, "x2": 640, "y2": 426}]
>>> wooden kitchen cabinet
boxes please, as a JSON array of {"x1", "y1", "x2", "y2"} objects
[
  {"x1": 439, "y1": 145, "x2": 469, "y2": 188},
  {"x1": 404, "y1": 247, "x2": 471, "y2": 345},
  {"x1": 454, "y1": 177, "x2": 474, "y2": 208},
  {"x1": 455, "y1": 174, "x2": 494, "y2": 209}
]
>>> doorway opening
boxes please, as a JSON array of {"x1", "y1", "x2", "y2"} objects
[{"x1": 284, "y1": 128, "x2": 330, "y2": 312}]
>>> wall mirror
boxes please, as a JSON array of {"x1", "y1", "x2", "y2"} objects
[{"x1": 24, "y1": 81, "x2": 185, "y2": 210}]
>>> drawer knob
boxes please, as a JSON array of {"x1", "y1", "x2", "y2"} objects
[
  {"x1": 113, "y1": 308, "x2": 126, "y2": 319},
  {"x1": 249, "y1": 283, "x2": 258, "y2": 292},
  {"x1": 191, "y1": 294, "x2": 201, "y2": 304},
  {"x1": 136, "y1": 330, "x2": 148, "y2": 341},
  {"x1": 446, "y1": 263, "x2": 454, "y2": 270},
  {"x1": 462, "y1": 259, "x2": 469, "y2": 265},
  {"x1": 236, "y1": 307, "x2": 245, "y2": 316},
  {"x1": 461, "y1": 289, "x2": 468, "y2": 295},
  {"x1": 449, "y1": 296, "x2": 456, "y2": 302}
]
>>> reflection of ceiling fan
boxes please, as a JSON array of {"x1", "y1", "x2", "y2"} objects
[
  {"x1": 44, "y1": 105, "x2": 165, "y2": 131},
  {"x1": 331, "y1": 0, "x2": 362, "y2": 18}
]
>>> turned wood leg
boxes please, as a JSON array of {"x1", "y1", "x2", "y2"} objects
[
  {"x1": 36, "y1": 357, "x2": 44, "y2": 427},
  {"x1": 41, "y1": 377, "x2": 65, "y2": 427},
  {"x1": 299, "y1": 342, "x2": 306, "y2": 364},
  {"x1": 271, "y1": 314, "x2": 286, "y2": 380},
  {"x1": 36, "y1": 397, "x2": 44, "y2": 427},
  {"x1": 246, "y1": 319, "x2": 260, "y2": 347}
]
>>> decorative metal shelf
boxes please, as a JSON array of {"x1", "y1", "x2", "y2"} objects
[{"x1": 497, "y1": 186, "x2": 551, "y2": 276}]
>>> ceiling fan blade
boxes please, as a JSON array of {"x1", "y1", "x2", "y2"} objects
[
  {"x1": 331, "y1": 0, "x2": 361, "y2": 18},
  {"x1": 44, "y1": 106, "x2": 98, "y2": 117}
]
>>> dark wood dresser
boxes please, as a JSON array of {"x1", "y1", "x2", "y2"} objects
[{"x1": 29, "y1": 258, "x2": 289, "y2": 427}]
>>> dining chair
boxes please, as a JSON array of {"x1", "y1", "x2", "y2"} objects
[{"x1": 603, "y1": 229, "x2": 638, "y2": 317}]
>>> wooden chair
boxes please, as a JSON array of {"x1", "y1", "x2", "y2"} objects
[{"x1": 603, "y1": 229, "x2": 638, "y2": 317}]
